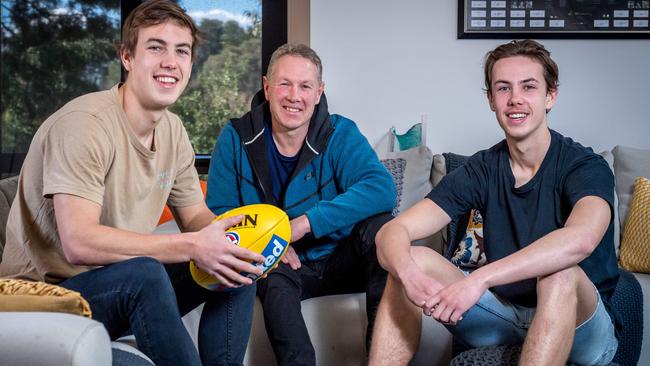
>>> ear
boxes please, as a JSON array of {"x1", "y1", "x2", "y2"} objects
[
  {"x1": 262, "y1": 76, "x2": 270, "y2": 101},
  {"x1": 120, "y1": 47, "x2": 133, "y2": 72},
  {"x1": 487, "y1": 90, "x2": 496, "y2": 112},
  {"x1": 545, "y1": 88, "x2": 558, "y2": 113},
  {"x1": 316, "y1": 82, "x2": 325, "y2": 104}
]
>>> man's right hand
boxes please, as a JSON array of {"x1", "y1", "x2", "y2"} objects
[
  {"x1": 192, "y1": 215, "x2": 266, "y2": 288},
  {"x1": 398, "y1": 264, "x2": 443, "y2": 310}
]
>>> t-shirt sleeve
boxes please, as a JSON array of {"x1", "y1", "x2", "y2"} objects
[
  {"x1": 42, "y1": 112, "x2": 112, "y2": 205},
  {"x1": 563, "y1": 154, "x2": 615, "y2": 215},
  {"x1": 426, "y1": 155, "x2": 487, "y2": 220},
  {"x1": 167, "y1": 121, "x2": 203, "y2": 208}
]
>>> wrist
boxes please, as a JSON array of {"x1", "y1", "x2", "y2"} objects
[
  {"x1": 395, "y1": 257, "x2": 419, "y2": 284},
  {"x1": 299, "y1": 215, "x2": 311, "y2": 235},
  {"x1": 469, "y1": 266, "x2": 491, "y2": 291},
  {"x1": 183, "y1": 231, "x2": 200, "y2": 261}
]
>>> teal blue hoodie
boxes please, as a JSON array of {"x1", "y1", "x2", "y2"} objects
[{"x1": 206, "y1": 92, "x2": 396, "y2": 260}]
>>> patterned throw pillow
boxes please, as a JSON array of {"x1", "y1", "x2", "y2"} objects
[
  {"x1": 0, "y1": 279, "x2": 92, "y2": 317},
  {"x1": 381, "y1": 158, "x2": 406, "y2": 216},
  {"x1": 379, "y1": 146, "x2": 434, "y2": 215},
  {"x1": 451, "y1": 209, "x2": 487, "y2": 268},
  {"x1": 619, "y1": 177, "x2": 650, "y2": 273}
]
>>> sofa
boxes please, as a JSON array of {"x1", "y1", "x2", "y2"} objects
[
  {"x1": 235, "y1": 144, "x2": 649, "y2": 366},
  {"x1": 0, "y1": 144, "x2": 648, "y2": 365}
]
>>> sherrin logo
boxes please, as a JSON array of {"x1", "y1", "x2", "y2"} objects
[
  {"x1": 231, "y1": 214, "x2": 259, "y2": 229},
  {"x1": 225, "y1": 232, "x2": 240, "y2": 245}
]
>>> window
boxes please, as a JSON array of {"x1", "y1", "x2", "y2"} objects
[
  {"x1": 1, "y1": 0, "x2": 286, "y2": 177},
  {"x1": 1, "y1": 0, "x2": 121, "y2": 177},
  {"x1": 170, "y1": 0, "x2": 262, "y2": 154}
]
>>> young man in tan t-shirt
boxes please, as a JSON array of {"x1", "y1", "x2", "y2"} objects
[{"x1": 0, "y1": 1, "x2": 263, "y2": 365}]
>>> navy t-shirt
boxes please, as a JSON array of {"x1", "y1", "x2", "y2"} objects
[
  {"x1": 427, "y1": 130, "x2": 619, "y2": 312},
  {"x1": 264, "y1": 121, "x2": 299, "y2": 203}
]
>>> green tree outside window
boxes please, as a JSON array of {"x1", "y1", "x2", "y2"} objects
[{"x1": 1, "y1": 0, "x2": 262, "y2": 155}]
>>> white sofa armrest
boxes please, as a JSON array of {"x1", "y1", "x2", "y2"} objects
[{"x1": 0, "y1": 312, "x2": 111, "y2": 366}]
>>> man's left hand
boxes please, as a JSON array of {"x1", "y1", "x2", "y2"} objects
[
  {"x1": 423, "y1": 275, "x2": 486, "y2": 325},
  {"x1": 281, "y1": 245, "x2": 301, "y2": 270}
]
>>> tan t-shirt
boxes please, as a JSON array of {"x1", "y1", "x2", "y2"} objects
[{"x1": 0, "y1": 84, "x2": 204, "y2": 283}]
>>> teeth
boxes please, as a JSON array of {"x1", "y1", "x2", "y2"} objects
[
  {"x1": 284, "y1": 107, "x2": 300, "y2": 112},
  {"x1": 156, "y1": 76, "x2": 176, "y2": 83},
  {"x1": 509, "y1": 113, "x2": 526, "y2": 119}
]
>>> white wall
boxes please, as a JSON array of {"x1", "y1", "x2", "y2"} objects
[{"x1": 311, "y1": 0, "x2": 650, "y2": 155}]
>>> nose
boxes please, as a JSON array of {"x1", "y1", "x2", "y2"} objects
[
  {"x1": 287, "y1": 85, "x2": 299, "y2": 101},
  {"x1": 508, "y1": 88, "x2": 523, "y2": 106},
  {"x1": 161, "y1": 51, "x2": 177, "y2": 70}
]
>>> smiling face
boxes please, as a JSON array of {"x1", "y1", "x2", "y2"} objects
[
  {"x1": 487, "y1": 56, "x2": 557, "y2": 143},
  {"x1": 263, "y1": 55, "x2": 324, "y2": 135},
  {"x1": 120, "y1": 21, "x2": 193, "y2": 112}
]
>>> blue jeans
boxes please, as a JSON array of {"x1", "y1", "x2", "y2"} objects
[
  {"x1": 60, "y1": 257, "x2": 256, "y2": 366},
  {"x1": 448, "y1": 283, "x2": 618, "y2": 366}
]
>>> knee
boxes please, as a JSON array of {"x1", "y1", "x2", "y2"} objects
[
  {"x1": 230, "y1": 282, "x2": 257, "y2": 301},
  {"x1": 536, "y1": 266, "x2": 582, "y2": 303},
  {"x1": 256, "y1": 263, "x2": 300, "y2": 298},
  {"x1": 123, "y1": 257, "x2": 172, "y2": 293},
  {"x1": 129, "y1": 256, "x2": 166, "y2": 278}
]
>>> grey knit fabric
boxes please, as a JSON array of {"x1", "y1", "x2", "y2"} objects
[{"x1": 450, "y1": 344, "x2": 521, "y2": 366}]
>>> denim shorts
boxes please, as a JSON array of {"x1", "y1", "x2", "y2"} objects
[{"x1": 446, "y1": 281, "x2": 618, "y2": 365}]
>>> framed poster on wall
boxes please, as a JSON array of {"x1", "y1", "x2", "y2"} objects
[{"x1": 458, "y1": 1, "x2": 650, "y2": 39}]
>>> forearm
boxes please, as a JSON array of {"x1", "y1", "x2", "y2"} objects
[
  {"x1": 471, "y1": 226, "x2": 596, "y2": 289},
  {"x1": 61, "y1": 223, "x2": 198, "y2": 266},
  {"x1": 307, "y1": 179, "x2": 395, "y2": 238},
  {"x1": 375, "y1": 221, "x2": 417, "y2": 279},
  {"x1": 471, "y1": 196, "x2": 609, "y2": 289},
  {"x1": 174, "y1": 205, "x2": 215, "y2": 233},
  {"x1": 377, "y1": 199, "x2": 452, "y2": 279}
]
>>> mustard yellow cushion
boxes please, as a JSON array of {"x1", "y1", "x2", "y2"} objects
[
  {"x1": 0, "y1": 279, "x2": 92, "y2": 318},
  {"x1": 619, "y1": 177, "x2": 650, "y2": 273}
]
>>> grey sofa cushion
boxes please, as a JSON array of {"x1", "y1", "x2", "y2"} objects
[
  {"x1": 612, "y1": 146, "x2": 650, "y2": 230},
  {"x1": 0, "y1": 175, "x2": 19, "y2": 256}
]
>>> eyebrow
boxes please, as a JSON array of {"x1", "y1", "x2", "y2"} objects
[
  {"x1": 520, "y1": 78, "x2": 539, "y2": 84},
  {"x1": 494, "y1": 78, "x2": 539, "y2": 85},
  {"x1": 274, "y1": 77, "x2": 315, "y2": 85},
  {"x1": 146, "y1": 38, "x2": 192, "y2": 49}
]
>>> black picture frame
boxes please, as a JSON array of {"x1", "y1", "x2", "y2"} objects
[{"x1": 458, "y1": 1, "x2": 650, "y2": 39}]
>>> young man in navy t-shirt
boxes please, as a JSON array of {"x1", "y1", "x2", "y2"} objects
[{"x1": 369, "y1": 40, "x2": 619, "y2": 366}]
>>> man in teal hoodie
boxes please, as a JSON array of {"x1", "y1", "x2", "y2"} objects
[{"x1": 206, "y1": 43, "x2": 396, "y2": 365}]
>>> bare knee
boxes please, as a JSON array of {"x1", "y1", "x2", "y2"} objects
[
  {"x1": 536, "y1": 266, "x2": 596, "y2": 322},
  {"x1": 537, "y1": 266, "x2": 582, "y2": 301}
]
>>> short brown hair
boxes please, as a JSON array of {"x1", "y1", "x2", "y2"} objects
[
  {"x1": 120, "y1": 0, "x2": 202, "y2": 61},
  {"x1": 484, "y1": 39, "x2": 559, "y2": 94},
  {"x1": 267, "y1": 43, "x2": 323, "y2": 83}
]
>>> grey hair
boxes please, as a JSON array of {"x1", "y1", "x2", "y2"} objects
[{"x1": 267, "y1": 43, "x2": 323, "y2": 83}]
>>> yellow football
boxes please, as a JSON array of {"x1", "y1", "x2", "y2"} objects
[{"x1": 190, "y1": 204, "x2": 291, "y2": 291}]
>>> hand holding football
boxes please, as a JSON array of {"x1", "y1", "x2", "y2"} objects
[{"x1": 190, "y1": 204, "x2": 291, "y2": 291}]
